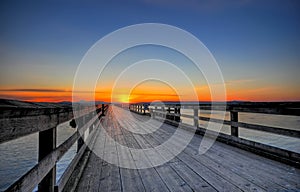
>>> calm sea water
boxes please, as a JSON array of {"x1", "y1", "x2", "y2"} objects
[{"x1": 0, "y1": 112, "x2": 300, "y2": 191}]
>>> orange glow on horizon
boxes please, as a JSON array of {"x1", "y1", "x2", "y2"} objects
[{"x1": 0, "y1": 81, "x2": 299, "y2": 103}]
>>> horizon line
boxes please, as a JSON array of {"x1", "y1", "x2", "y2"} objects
[{"x1": 1, "y1": 98, "x2": 300, "y2": 104}]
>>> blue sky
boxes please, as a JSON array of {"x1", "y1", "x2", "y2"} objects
[{"x1": 0, "y1": 0, "x2": 299, "y2": 101}]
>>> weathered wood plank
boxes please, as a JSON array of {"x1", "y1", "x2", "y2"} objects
[
  {"x1": 0, "y1": 112, "x2": 72, "y2": 144},
  {"x1": 73, "y1": 124, "x2": 105, "y2": 192},
  {"x1": 97, "y1": 112, "x2": 122, "y2": 192},
  {"x1": 130, "y1": 134, "x2": 193, "y2": 192},
  {"x1": 148, "y1": 102, "x2": 300, "y2": 116},
  {"x1": 149, "y1": 116, "x2": 300, "y2": 191},
  {"x1": 0, "y1": 106, "x2": 102, "y2": 144},
  {"x1": 156, "y1": 110, "x2": 300, "y2": 139},
  {"x1": 198, "y1": 116, "x2": 300, "y2": 138},
  {"x1": 117, "y1": 107, "x2": 220, "y2": 192},
  {"x1": 6, "y1": 111, "x2": 102, "y2": 191},
  {"x1": 73, "y1": 108, "x2": 109, "y2": 192},
  {"x1": 129, "y1": 118, "x2": 242, "y2": 192},
  {"x1": 1, "y1": 102, "x2": 106, "y2": 192},
  {"x1": 201, "y1": 137, "x2": 300, "y2": 190},
  {"x1": 114, "y1": 111, "x2": 170, "y2": 192},
  {"x1": 230, "y1": 111, "x2": 239, "y2": 136},
  {"x1": 5, "y1": 132, "x2": 79, "y2": 192},
  {"x1": 38, "y1": 127, "x2": 57, "y2": 192},
  {"x1": 62, "y1": 147, "x2": 92, "y2": 192},
  {"x1": 56, "y1": 119, "x2": 101, "y2": 192},
  {"x1": 144, "y1": 123, "x2": 260, "y2": 191},
  {"x1": 68, "y1": 107, "x2": 300, "y2": 191},
  {"x1": 131, "y1": 108, "x2": 300, "y2": 191},
  {"x1": 236, "y1": 121, "x2": 300, "y2": 138},
  {"x1": 153, "y1": 112, "x2": 300, "y2": 167},
  {"x1": 113, "y1": 120, "x2": 146, "y2": 192}
]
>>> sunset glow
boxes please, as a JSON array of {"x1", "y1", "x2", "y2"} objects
[
  {"x1": 0, "y1": 1, "x2": 299, "y2": 103},
  {"x1": 0, "y1": 80, "x2": 299, "y2": 103}
]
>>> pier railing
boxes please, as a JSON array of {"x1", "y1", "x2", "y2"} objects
[
  {"x1": 0, "y1": 103, "x2": 108, "y2": 192},
  {"x1": 130, "y1": 102, "x2": 300, "y2": 167}
]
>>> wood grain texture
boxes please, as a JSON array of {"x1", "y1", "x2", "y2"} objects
[
  {"x1": 72, "y1": 106, "x2": 300, "y2": 192},
  {"x1": 0, "y1": 104, "x2": 103, "y2": 144}
]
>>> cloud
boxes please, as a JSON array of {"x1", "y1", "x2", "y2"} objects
[
  {"x1": 0, "y1": 88, "x2": 67, "y2": 92},
  {"x1": 0, "y1": 89, "x2": 106, "y2": 94}
]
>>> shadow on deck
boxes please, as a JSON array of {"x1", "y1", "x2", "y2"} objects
[{"x1": 67, "y1": 106, "x2": 300, "y2": 192}]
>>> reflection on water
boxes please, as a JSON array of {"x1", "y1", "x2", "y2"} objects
[
  {"x1": 0, "y1": 121, "x2": 76, "y2": 191},
  {"x1": 181, "y1": 109, "x2": 300, "y2": 153}
]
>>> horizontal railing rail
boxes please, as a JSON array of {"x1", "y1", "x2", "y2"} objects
[
  {"x1": 1, "y1": 103, "x2": 109, "y2": 192},
  {"x1": 129, "y1": 102, "x2": 300, "y2": 167},
  {"x1": 0, "y1": 104, "x2": 104, "y2": 144}
]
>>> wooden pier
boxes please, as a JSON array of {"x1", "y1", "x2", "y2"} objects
[{"x1": 1, "y1": 100, "x2": 300, "y2": 192}]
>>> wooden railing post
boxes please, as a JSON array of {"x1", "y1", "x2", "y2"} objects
[
  {"x1": 154, "y1": 106, "x2": 157, "y2": 119},
  {"x1": 174, "y1": 106, "x2": 181, "y2": 122},
  {"x1": 193, "y1": 108, "x2": 199, "y2": 127},
  {"x1": 101, "y1": 104, "x2": 105, "y2": 116},
  {"x1": 230, "y1": 111, "x2": 239, "y2": 137},
  {"x1": 145, "y1": 104, "x2": 147, "y2": 114},
  {"x1": 38, "y1": 127, "x2": 56, "y2": 192},
  {"x1": 77, "y1": 115, "x2": 85, "y2": 152}
]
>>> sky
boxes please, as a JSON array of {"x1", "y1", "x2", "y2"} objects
[{"x1": 0, "y1": 0, "x2": 299, "y2": 102}]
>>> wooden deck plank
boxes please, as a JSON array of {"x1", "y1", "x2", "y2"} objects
[
  {"x1": 127, "y1": 120, "x2": 244, "y2": 191},
  {"x1": 73, "y1": 106, "x2": 300, "y2": 192},
  {"x1": 141, "y1": 118, "x2": 296, "y2": 191},
  {"x1": 151, "y1": 125, "x2": 278, "y2": 191},
  {"x1": 75, "y1": 153, "x2": 103, "y2": 192},
  {"x1": 128, "y1": 124, "x2": 217, "y2": 192},
  {"x1": 139, "y1": 123, "x2": 264, "y2": 192},
  {"x1": 129, "y1": 131, "x2": 194, "y2": 192},
  {"x1": 119, "y1": 108, "x2": 241, "y2": 192},
  {"x1": 152, "y1": 121, "x2": 300, "y2": 190},
  {"x1": 117, "y1": 117, "x2": 170, "y2": 192},
  {"x1": 98, "y1": 113, "x2": 122, "y2": 192},
  {"x1": 75, "y1": 121, "x2": 106, "y2": 192},
  {"x1": 131, "y1": 108, "x2": 300, "y2": 191},
  {"x1": 147, "y1": 115, "x2": 298, "y2": 173},
  {"x1": 113, "y1": 117, "x2": 146, "y2": 192}
]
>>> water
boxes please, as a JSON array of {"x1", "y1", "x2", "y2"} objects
[
  {"x1": 0, "y1": 121, "x2": 77, "y2": 191},
  {"x1": 0, "y1": 112, "x2": 300, "y2": 191},
  {"x1": 181, "y1": 109, "x2": 300, "y2": 153}
]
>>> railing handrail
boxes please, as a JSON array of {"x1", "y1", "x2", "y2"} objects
[
  {"x1": 0, "y1": 104, "x2": 104, "y2": 144},
  {"x1": 129, "y1": 102, "x2": 300, "y2": 167},
  {"x1": 146, "y1": 102, "x2": 300, "y2": 136},
  {"x1": 145, "y1": 102, "x2": 300, "y2": 116},
  {"x1": 1, "y1": 103, "x2": 109, "y2": 192},
  {"x1": 152, "y1": 110, "x2": 300, "y2": 138}
]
